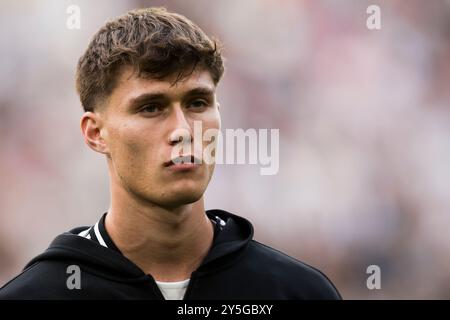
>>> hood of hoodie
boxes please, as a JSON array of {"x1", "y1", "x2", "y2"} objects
[{"x1": 23, "y1": 209, "x2": 254, "y2": 283}]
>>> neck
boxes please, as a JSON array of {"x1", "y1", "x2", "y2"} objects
[{"x1": 105, "y1": 183, "x2": 214, "y2": 282}]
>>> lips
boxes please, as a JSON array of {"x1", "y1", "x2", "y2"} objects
[{"x1": 164, "y1": 155, "x2": 201, "y2": 167}]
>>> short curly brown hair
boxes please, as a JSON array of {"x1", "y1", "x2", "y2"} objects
[{"x1": 76, "y1": 7, "x2": 225, "y2": 112}]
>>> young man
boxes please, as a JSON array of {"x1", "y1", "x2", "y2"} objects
[{"x1": 0, "y1": 7, "x2": 341, "y2": 300}]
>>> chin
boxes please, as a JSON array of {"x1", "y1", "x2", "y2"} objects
[
  {"x1": 157, "y1": 193, "x2": 203, "y2": 209},
  {"x1": 157, "y1": 183, "x2": 206, "y2": 208},
  {"x1": 172, "y1": 185, "x2": 204, "y2": 203}
]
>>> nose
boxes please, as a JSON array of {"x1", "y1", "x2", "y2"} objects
[{"x1": 168, "y1": 106, "x2": 193, "y2": 146}]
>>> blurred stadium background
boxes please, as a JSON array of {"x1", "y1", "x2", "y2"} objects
[{"x1": 1, "y1": 0, "x2": 450, "y2": 299}]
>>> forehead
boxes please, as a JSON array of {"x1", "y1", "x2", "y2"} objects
[{"x1": 109, "y1": 67, "x2": 216, "y2": 108}]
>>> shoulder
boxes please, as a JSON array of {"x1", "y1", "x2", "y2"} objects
[
  {"x1": 244, "y1": 240, "x2": 342, "y2": 299},
  {"x1": 0, "y1": 260, "x2": 83, "y2": 299}
]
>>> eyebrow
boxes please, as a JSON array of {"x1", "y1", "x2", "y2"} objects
[{"x1": 127, "y1": 87, "x2": 215, "y2": 108}]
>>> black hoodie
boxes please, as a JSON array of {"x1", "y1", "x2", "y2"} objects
[{"x1": 0, "y1": 209, "x2": 341, "y2": 300}]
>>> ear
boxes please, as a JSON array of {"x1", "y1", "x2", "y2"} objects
[
  {"x1": 217, "y1": 102, "x2": 221, "y2": 110},
  {"x1": 80, "y1": 112, "x2": 110, "y2": 155}
]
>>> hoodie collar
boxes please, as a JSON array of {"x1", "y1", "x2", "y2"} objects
[{"x1": 25, "y1": 209, "x2": 254, "y2": 280}]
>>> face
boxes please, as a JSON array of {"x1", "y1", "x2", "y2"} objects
[{"x1": 82, "y1": 67, "x2": 221, "y2": 209}]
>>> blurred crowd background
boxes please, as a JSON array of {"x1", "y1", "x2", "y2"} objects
[{"x1": 1, "y1": 0, "x2": 450, "y2": 299}]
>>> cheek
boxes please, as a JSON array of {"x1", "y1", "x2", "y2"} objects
[
  {"x1": 199, "y1": 128, "x2": 220, "y2": 175},
  {"x1": 201, "y1": 109, "x2": 221, "y2": 133},
  {"x1": 109, "y1": 123, "x2": 156, "y2": 168}
]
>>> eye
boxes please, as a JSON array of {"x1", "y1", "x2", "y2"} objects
[
  {"x1": 140, "y1": 104, "x2": 163, "y2": 114},
  {"x1": 188, "y1": 99, "x2": 208, "y2": 110}
]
